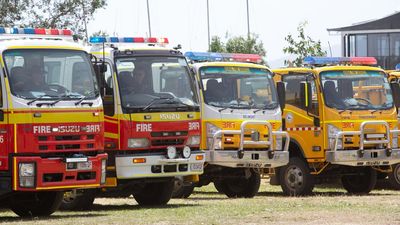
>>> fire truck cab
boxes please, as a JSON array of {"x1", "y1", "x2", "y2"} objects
[
  {"x1": 273, "y1": 57, "x2": 400, "y2": 195},
  {"x1": 182, "y1": 52, "x2": 289, "y2": 198},
  {"x1": 61, "y1": 36, "x2": 205, "y2": 209},
  {"x1": 0, "y1": 28, "x2": 107, "y2": 217}
]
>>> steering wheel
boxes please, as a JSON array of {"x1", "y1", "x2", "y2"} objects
[
  {"x1": 354, "y1": 97, "x2": 373, "y2": 105},
  {"x1": 48, "y1": 84, "x2": 68, "y2": 93}
]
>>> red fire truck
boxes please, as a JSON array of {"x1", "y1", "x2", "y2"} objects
[{"x1": 0, "y1": 28, "x2": 107, "y2": 217}]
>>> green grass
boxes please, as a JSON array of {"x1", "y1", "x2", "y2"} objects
[{"x1": 0, "y1": 183, "x2": 399, "y2": 225}]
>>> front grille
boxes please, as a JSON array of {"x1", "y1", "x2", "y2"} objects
[
  {"x1": 151, "y1": 131, "x2": 188, "y2": 137},
  {"x1": 56, "y1": 144, "x2": 80, "y2": 150},
  {"x1": 55, "y1": 135, "x2": 80, "y2": 141},
  {"x1": 151, "y1": 139, "x2": 185, "y2": 146},
  {"x1": 36, "y1": 134, "x2": 97, "y2": 151}
]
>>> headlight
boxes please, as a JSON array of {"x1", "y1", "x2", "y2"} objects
[
  {"x1": 206, "y1": 123, "x2": 221, "y2": 150},
  {"x1": 275, "y1": 126, "x2": 282, "y2": 151},
  {"x1": 328, "y1": 124, "x2": 342, "y2": 150},
  {"x1": 167, "y1": 146, "x2": 177, "y2": 159},
  {"x1": 186, "y1": 135, "x2": 201, "y2": 146},
  {"x1": 101, "y1": 159, "x2": 106, "y2": 184},
  {"x1": 182, "y1": 146, "x2": 191, "y2": 158},
  {"x1": 128, "y1": 138, "x2": 149, "y2": 148},
  {"x1": 19, "y1": 163, "x2": 35, "y2": 188}
]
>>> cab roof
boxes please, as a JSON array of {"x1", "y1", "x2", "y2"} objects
[
  {"x1": 0, "y1": 39, "x2": 84, "y2": 52},
  {"x1": 273, "y1": 65, "x2": 384, "y2": 76}
]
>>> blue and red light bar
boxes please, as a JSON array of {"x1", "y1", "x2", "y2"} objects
[
  {"x1": 395, "y1": 63, "x2": 400, "y2": 71},
  {"x1": 89, "y1": 36, "x2": 169, "y2": 44},
  {"x1": 0, "y1": 27, "x2": 73, "y2": 36},
  {"x1": 303, "y1": 56, "x2": 377, "y2": 66},
  {"x1": 184, "y1": 51, "x2": 262, "y2": 63}
]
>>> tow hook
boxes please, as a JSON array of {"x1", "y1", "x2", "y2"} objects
[
  {"x1": 238, "y1": 150, "x2": 244, "y2": 159},
  {"x1": 386, "y1": 148, "x2": 392, "y2": 157},
  {"x1": 357, "y1": 150, "x2": 364, "y2": 158}
]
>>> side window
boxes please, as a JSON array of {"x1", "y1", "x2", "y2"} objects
[
  {"x1": 104, "y1": 63, "x2": 113, "y2": 95},
  {"x1": 102, "y1": 62, "x2": 114, "y2": 116},
  {"x1": 283, "y1": 75, "x2": 319, "y2": 115}
]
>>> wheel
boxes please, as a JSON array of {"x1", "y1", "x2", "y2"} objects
[
  {"x1": 214, "y1": 169, "x2": 261, "y2": 198},
  {"x1": 279, "y1": 157, "x2": 315, "y2": 196},
  {"x1": 388, "y1": 164, "x2": 400, "y2": 190},
  {"x1": 10, "y1": 191, "x2": 64, "y2": 217},
  {"x1": 341, "y1": 167, "x2": 377, "y2": 194},
  {"x1": 172, "y1": 184, "x2": 195, "y2": 199},
  {"x1": 133, "y1": 180, "x2": 174, "y2": 206},
  {"x1": 59, "y1": 189, "x2": 97, "y2": 211}
]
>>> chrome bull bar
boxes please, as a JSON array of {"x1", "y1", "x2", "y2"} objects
[
  {"x1": 327, "y1": 120, "x2": 400, "y2": 166},
  {"x1": 210, "y1": 120, "x2": 290, "y2": 152}
]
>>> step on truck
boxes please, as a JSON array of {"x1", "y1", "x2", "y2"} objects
[
  {"x1": 0, "y1": 28, "x2": 107, "y2": 217},
  {"x1": 272, "y1": 57, "x2": 400, "y2": 195},
  {"x1": 177, "y1": 52, "x2": 289, "y2": 198},
  {"x1": 61, "y1": 36, "x2": 205, "y2": 209}
]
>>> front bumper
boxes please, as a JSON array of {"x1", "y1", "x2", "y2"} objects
[
  {"x1": 14, "y1": 153, "x2": 108, "y2": 191},
  {"x1": 115, "y1": 151, "x2": 205, "y2": 179},
  {"x1": 326, "y1": 148, "x2": 400, "y2": 166},
  {"x1": 205, "y1": 150, "x2": 289, "y2": 168}
]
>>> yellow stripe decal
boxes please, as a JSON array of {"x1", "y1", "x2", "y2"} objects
[
  {"x1": 13, "y1": 158, "x2": 17, "y2": 190},
  {"x1": 13, "y1": 123, "x2": 17, "y2": 153},
  {"x1": 323, "y1": 119, "x2": 398, "y2": 123},
  {"x1": 36, "y1": 184, "x2": 100, "y2": 190},
  {"x1": 105, "y1": 132, "x2": 118, "y2": 139}
]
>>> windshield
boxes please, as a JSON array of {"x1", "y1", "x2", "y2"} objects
[
  {"x1": 320, "y1": 70, "x2": 393, "y2": 110},
  {"x1": 115, "y1": 56, "x2": 198, "y2": 112},
  {"x1": 199, "y1": 66, "x2": 278, "y2": 110},
  {"x1": 3, "y1": 49, "x2": 98, "y2": 100}
]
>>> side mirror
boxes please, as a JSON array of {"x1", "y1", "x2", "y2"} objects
[
  {"x1": 300, "y1": 81, "x2": 312, "y2": 112},
  {"x1": 390, "y1": 82, "x2": 400, "y2": 109},
  {"x1": 276, "y1": 81, "x2": 286, "y2": 112},
  {"x1": 314, "y1": 117, "x2": 320, "y2": 127}
]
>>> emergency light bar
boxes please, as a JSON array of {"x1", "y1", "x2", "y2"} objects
[
  {"x1": 303, "y1": 56, "x2": 377, "y2": 66},
  {"x1": 0, "y1": 27, "x2": 73, "y2": 36},
  {"x1": 395, "y1": 63, "x2": 400, "y2": 71},
  {"x1": 89, "y1": 36, "x2": 169, "y2": 44},
  {"x1": 184, "y1": 51, "x2": 262, "y2": 63}
]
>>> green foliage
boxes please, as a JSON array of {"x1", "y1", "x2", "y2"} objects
[
  {"x1": 0, "y1": 0, "x2": 106, "y2": 40},
  {"x1": 91, "y1": 30, "x2": 109, "y2": 38},
  {"x1": 283, "y1": 21, "x2": 326, "y2": 67},
  {"x1": 209, "y1": 36, "x2": 225, "y2": 52},
  {"x1": 0, "y1": 0, "x2": 30, "y2": 26}
]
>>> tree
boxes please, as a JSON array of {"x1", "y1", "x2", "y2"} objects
[
  {"x1": 209, "y1": 33, "x2": 266, "y2": 57},
  {"x1": 0, "y1": 0, "x2": 30, "y2": 26},
  {"x1": 283, "y1": 21, "x2": 326, "y2": 67},
  {"x1": 91, "y1": 30, "x2": 109, "y2": 38},
  {"x1": 209, "y1": 36, "x2": 225, "y2": 52},
  {"x1": 0, "y1": 0, "x2": 107, "y2": 40}
]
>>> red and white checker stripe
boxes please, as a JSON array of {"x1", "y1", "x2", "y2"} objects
[{"x1": 286, "y1": 127, "x2": 322, "y2": 131}]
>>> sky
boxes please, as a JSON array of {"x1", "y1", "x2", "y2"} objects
[{"x1": 87, "y1": 0, "x2": 399, "y2": 68}]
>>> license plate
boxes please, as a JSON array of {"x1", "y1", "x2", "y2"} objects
[
  {"x1": 366, "y1": 134, "x2": 384, "y2": 139},
  {"x1": 66, "y1": 161, "x2": 92, "y2": 170},
  {"x1": 190, "y1": 163, "x2": 203, "y2": 171},
  {"x1": 365, "y1": 161, "x2": 381, "y2": 166},
  {"x1": 77, "y1": 161, "x2": 92, "y2": 170}
]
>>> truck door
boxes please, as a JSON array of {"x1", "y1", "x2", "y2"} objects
[
  {"x1": 0, "y1": 67, "x2": 11, "y2": 172},
  {"x1": 281, "y1": 74, "x2": 324, "y2": 159}
]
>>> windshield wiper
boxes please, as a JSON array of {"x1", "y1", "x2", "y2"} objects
[
  {"x1": 74, "y1": 96, "x2": 94, "y2": 106},
  {"x1": 229, "y1": 103, "x2": 251, "y2": 109},
  {"x1": 253, "y1": 103, "x2": 279, "y2": 113},
  {"x1": 142, "y1": 97, "x2": 174, "y2": 111},
  {"x1": 208, "y1": 102, "x2": 230, "y2": 112},
  {"x1": 27, "y1": 94, "x2": 58, "y2": 105}
]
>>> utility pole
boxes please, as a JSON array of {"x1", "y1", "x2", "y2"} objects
[
  {"x1": 246, "y1": 0, "x2": 250, "y2": 38},
  {"x1": 146, "y1": 0, "x2": 152, "y2": 37},
  {"x1": 207, "y1": 0, "x2": 210, "y2": 51}
]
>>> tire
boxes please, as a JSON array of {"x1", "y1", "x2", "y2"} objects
[
  {"x1": 388, "y1": 164, "x2": 400, "y2": 190},
  {"x1": 10, "y1": 191, "x2": 64, "y2": 217},
  {"x1": 172, "y1": 184, "x2": 195, "y2": 199},
  {"x1": 214, "y1": 169, "x2": 261, "y2": 198},
  {"x1": 133, "y1": 180, "x2": 174, "y2": 206},
  {"x1": 59, "y1": 189, "x2": 97, "y2": 211},
  {"x1": 279, "y1": 157, "x2": 315, "y2": 196},
  {"x1": 341, "y1": 167, "x2": 377, "y2": 194}
]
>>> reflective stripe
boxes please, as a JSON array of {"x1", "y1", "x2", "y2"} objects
[{"x1": 286, "y1": 127, "x2": 322, "y2": 131}]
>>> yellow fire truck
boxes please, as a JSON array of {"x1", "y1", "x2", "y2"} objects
[
  {"x1": 180, "y1": 52, "x2": 289, "y2": 198},
  {"x1": 272, "y1": 57, "x2": 400, "y2": 195},
  {"x1": 0, "y1": 28, "x2": 107, "y2": 217}
]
